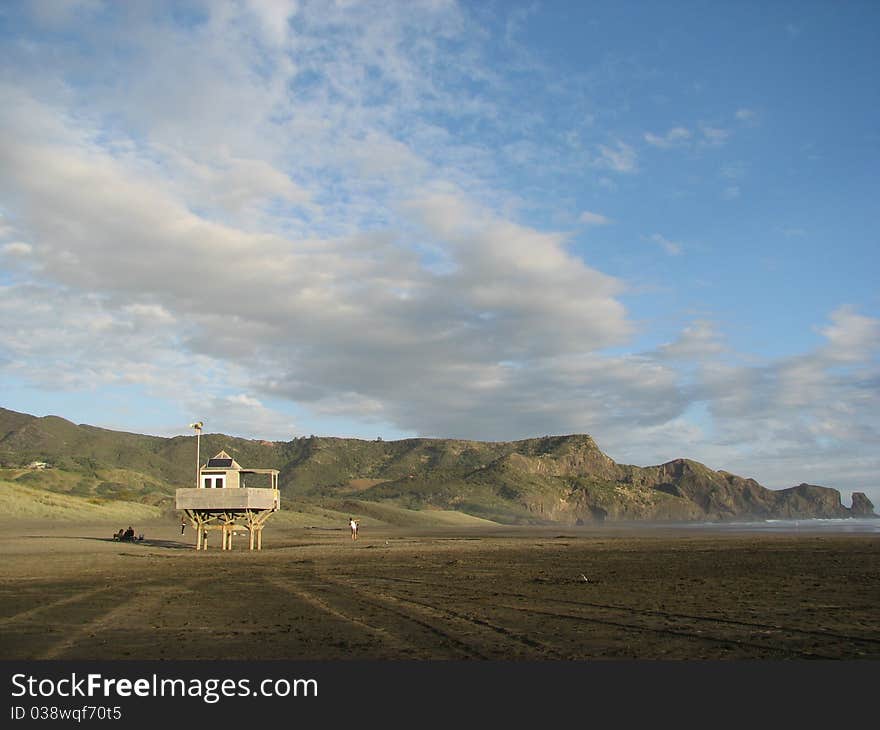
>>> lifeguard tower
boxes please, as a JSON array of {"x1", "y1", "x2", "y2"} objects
[{"x1": 176, "y1": 449, "x2": 280, "y2": 551}]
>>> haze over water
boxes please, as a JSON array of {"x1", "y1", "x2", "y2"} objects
[{"x1": 671, "y1": 518, "x2": 880, "y2": 534}]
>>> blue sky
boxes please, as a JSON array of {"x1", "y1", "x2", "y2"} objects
[{"x1": 0, "y1": 1, "x2": 878, "y2": 505}]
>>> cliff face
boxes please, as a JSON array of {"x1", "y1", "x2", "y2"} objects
[
  {"x1": 1, "y1": 407, "x2": 875, "y2": 524},
  {"x1": 768, "y1": 484, "x2": 852, "y2": 519},
  {"x1": 401, "y1": 439, "x2": 874, "y2": 524},
  {"x1": 850, "y1": 492, "x2": 877, "y2": 517}
]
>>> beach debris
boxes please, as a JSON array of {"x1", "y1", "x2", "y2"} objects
[{"x1": 580, "y1": 573, "x2": 591, "y2": 583}]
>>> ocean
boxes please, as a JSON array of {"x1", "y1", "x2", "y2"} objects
[{"x1": 670, "y1": 517, "x2": 880, "y2": 534}]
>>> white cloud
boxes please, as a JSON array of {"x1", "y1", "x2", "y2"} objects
[
  {"x1": 0, "y1": 82, "x2": 637, "y2": 442},
  {"x1": 123, "y1": 303, "x2": 176, "y2": 325},
  {"x1": 818, "y1": 305, "x2": 880, "y2": 362},
  {"x1": 2, "y1": 242, "x2": 33, "y2": 256},
  {"x1": 243, "y1": 0, "x2": 298, "y2": 47},
  {"x1": 644, "y1": 126, "x2": 691, "y2": 148},
  {"x1": 653, "y1": 321, "x2": 725, "y2": 361},
  {"x1": 644, "y1": 122, "x2": 734, "y2": 152},
  {"x1": 690, "y1": 308, "x2": 880, "y2": 496},
  {"x1": 649, "y1": 233, "x2": 683, "y2": 256},
  {"x1": 191, "y1": 393, "x2": 298, "y2": 441},
  {"x1": 699, "y1": 125, "x2": 730, "y2": 146},
  {"x1": 596, "y1": 140, "x2": 637, "y2": 173},
  {"x1": 579, "y1": 211, "x2": 612, "y2": 226},
  {"x1": 24, "y1": 0, "x2": 102, "y2": 27},
  {"x1": 735, "y1": 108, "x2": 758, "y2": 124},
  {"x1": 184, "y1": 154, "x2": 314, "y2": 216}
]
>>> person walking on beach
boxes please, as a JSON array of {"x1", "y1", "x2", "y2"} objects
[{"x1": 349, "y1": 517, "x2": 359, "y2": 541}]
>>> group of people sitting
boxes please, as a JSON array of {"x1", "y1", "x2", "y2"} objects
[{"x1": 113, "y1": 526, "x2": 143, "y2": 542}]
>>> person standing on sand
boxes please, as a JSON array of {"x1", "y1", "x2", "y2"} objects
[{"x1": 349, "y1": 517, "x2": 359, "y2": 541}]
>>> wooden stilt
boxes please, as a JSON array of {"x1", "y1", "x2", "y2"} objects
[{"x1": 183, "y1": 500, "x2": 277, "y2": 554}]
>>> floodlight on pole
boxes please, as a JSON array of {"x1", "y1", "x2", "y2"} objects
[{"x1": 190, "y1": 421, "x2": 203, "y2": 489}]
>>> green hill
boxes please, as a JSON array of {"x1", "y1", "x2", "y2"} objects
[{"x1": 0, "y1": 407, "x2": 874, "y2": 524}]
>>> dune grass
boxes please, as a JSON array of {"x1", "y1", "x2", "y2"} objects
[
  {"x1": 0, "y1": 479, "x2": 162, "y2": 522},
  {"x1": 274, "y1": 499, "x2": 499, "y2": 529},
  {"x1": 315, "y1": 498, "x2": 500, "y2": 527}
]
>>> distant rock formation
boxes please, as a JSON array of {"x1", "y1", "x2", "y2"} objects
[
  {"x1": 850, "y1": 492, "x2": 877, "y2": 518},
  {"x1": 770, "y1": 483, "x2": 854, "y2": 519}
]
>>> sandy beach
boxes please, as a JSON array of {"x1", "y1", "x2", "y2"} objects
[{"x1": 1, "y1": 517, "x2": 877, "y2": 661}]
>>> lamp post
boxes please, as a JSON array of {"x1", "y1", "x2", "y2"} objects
[{"x1": 190, "y1": 421, "x2": 203, "y2": 488}]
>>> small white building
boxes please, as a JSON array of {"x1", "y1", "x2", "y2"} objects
[{"x1": 197, "y1": 450, "x2": 279, "y2": 491}]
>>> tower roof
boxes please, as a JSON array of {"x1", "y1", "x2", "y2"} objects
[{"x1": 203, "y1": 450, "x2": 242, "y2": 470}]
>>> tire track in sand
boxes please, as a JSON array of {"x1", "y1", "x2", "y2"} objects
[
  {"x1": 270, "y1": 575, "x2": 489, "y2": 658},
  {"x1": 37, "y1": 585, "x2": 184, "y2": 660},
  {"x1": 317, "y1": 572, "x2": 550, "y2": 660},
  {"x1": 495, "y1": 603, "x2": 841, "y2": 659},
  {"x1": 267, "y1": 576, "x2": 402, "y2": 643},
  {"x1": 346, "y1": 573, "x2": 880, "y2": 651},
  {"x1": 0, "y1": 587, "x2": 113, "y2": 627}
]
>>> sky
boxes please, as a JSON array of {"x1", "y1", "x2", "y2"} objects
[{"x1": 0, "y1": 0, "x2": 878, "y2": 506}]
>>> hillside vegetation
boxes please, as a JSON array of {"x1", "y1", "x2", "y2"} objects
[
  {"x1": 0, "y1": 479, "x2": 162, "y2": 522},
  {"x1": 0, "y1": 407, "x2": 874, "y2": 524}
]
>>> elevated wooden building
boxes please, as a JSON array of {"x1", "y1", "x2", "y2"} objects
[{"x1": 176, "y1": 450, "x2": 280, "y2": 551}]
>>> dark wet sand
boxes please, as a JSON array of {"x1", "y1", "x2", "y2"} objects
[{"x1": 1, "y1": 520, "x2": 878, "y2": 660}]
